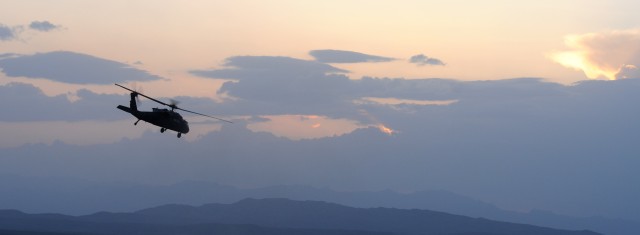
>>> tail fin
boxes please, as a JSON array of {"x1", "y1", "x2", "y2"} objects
[{"x1": 129, "y1": 92, "x2": 138, "y2": 111}]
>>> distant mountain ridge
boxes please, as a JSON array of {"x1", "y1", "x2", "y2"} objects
[
  {"x1": 0, "y1": 176, "x2": 636, "y2": 235},
  {"x1": 0, "y1": 208, "x2": 390, "y2": 235},
  {"x1": 0, "y1": 198, "x2": 599, "y2": 235}
]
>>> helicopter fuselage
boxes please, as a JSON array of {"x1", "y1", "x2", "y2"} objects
[
  {"x1": 117, "y1": 92, "x2": 189, "y2": 137},
  {"x1": 118, "y1": 106, "x2": 190, "y2": 134},
  {"x1": 115, "y1": 83, "x2": 230, "y2": 138}
]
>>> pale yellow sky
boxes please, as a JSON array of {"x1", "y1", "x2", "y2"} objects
[{"x1": 4, "y1": 0, "x2": 634, "y2": 86}]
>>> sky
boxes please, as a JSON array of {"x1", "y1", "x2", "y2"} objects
[{"x1": 1, "y1": 0, "x2": 640, "y2": 224}]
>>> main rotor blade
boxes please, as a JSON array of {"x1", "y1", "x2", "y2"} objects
[
  {"x1": 115, "y1": 83, "x2": 170, "y2": 106},
  {"x1": 116, "y1": 83, "x2": 233, "y2": 123},
  {"x1": 176, "y1": 107, "x2": 233, "y2": 123},
  {"x1": 115, "y1": 83, "x2": 137, "y2": 93}
]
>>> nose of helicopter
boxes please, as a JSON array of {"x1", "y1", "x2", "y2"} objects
[{"x1": 182, "y1": 120, "x2": 189, "y2": 134}]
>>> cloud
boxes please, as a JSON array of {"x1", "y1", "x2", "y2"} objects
[
  {"x1": 409, "y1": 54, "x2": 446, "y2": 66},
  {"x1": 550, "y1": 29, "x2": 640, "y2": 80},
  {"x1": 0, "y1": 24, "x2": 22, "y2": 41},
  {"x1": 1, "y1": 49, "x2": 639, "y2": 224},
  {"x1": 191, "y1": 56, "x2": 358, "y2": 117},
  {"x1": 248, "y1": 115, "x2": 271, "y2": 123},
  {"x1": 193, "y1": 56, "x2": 457, "y2": 105},
  {"x1": 191, "y1": 55, "x2": 567, "y2": 126},
  {"x1": 616, "y1": 64, "x2": 640, "y2": 79},
  {"x1": 1, "y1": 21, "x2": 60, "y2": 41},
  {"x1": 0, "y1": 53, "x2": 20, "y2": 59},
  {"x1": 2, "y1": 76, "x2": 639, "y2": 221},
  {"x1": 191, "y1": 56, "x2": 459, "y2": 122},
  {"x1": 191, "y1": 56, "x2": 348, "y2": 80},
  {"x1": 309, "y1": 49, "x2": 395, "y2": 63},
  {"x1": 3, "y1": 60, "x2": 640, "y2": 222},
  {"x1": 0, "y1": 82, "x2": 130, "y2": 122},
  {"x1": 0, "y1": 51, "x2": 164, "y2": 84},
  {"x1": 0, "y1": 82, "x2": 223, "y2": 123},
  {"x1": 29, "y1": 20, "x2": 61, "y2": 32}
]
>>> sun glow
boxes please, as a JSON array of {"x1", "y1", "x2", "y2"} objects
[
  {"x1": 376, "y1": 124, "x2": 396, "y2": 136},
  {"x1": 550, "y1": 29, "x2": 640, "y2": 81},
  {"x1": 551, "y1": 51, "x2": 618, "y2": 80}
]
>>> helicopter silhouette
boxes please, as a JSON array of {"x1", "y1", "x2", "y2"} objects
[{"x1": 115, "y1": 83, "x2": 232, "y2": 138}]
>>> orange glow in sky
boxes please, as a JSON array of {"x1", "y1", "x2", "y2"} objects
[
  {"x1": 377, "y1": 124, "x2": 396, "y2": 136},
  {"x1": 550, "y1": 29, "x2": 640, "y2": 80},
  {"x1": 247, "y1": 115, "x2": 361, "y2": 140}
]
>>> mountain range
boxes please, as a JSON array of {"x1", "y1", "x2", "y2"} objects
[
  {"x1": 0, "y1": 176, "x2": 635, "y2": 235},
  {"x1": 0, "y1": 198, "x2": 600, "y2": 235}
]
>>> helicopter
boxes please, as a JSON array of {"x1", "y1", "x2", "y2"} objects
[{"x1": 115, "y1": 83, "x2": 232, "y2": 138}]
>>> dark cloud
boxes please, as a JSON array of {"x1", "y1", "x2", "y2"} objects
[
  {"x1": 409, "y1": 54, "x2": 446, "y2": 66},
  {"x1": 0, "y1": 24, "x2": 21, "y2": 41},
  {"x1": 0, "y1": 82, "x2": 220, "y2": 122},
  {"x1": 0, "y1": 53, "x2": 20, "y2": 59},
  {"x1": 3, "y1": 59, "x2": 640, "y2": 223},
  {"x1": 1, "y1": 21, "x2": 60, "y2": 41},
  {"x1": 0, "y1": 51, "x2": 164, "y2": 84},
  {"x1": 309, "y1": 49, "x2": 395, "y2": 63},
  {"x1": 1, "y1": 76, "x2": 639, "y2": 222},
  {"x1": 2, "y1": 50, "x2": 640, "y2": 227},
  {"x1": 29, "y1": 20, "x2": 60, "y2": 32},
  {"x1": 616, "y1": 64, "x2": 640, "y2": 79},
  {"x1": 191, "y1": 56, "x2": 358, "y2": 117},
  {"x1": 191, "y1": 56, "x2": 347, "y2": 80},
  {"x1": 191, "y1": 56, "x2": 567, "y2": 123},
  {"x1": 248, "y1": 115, "x2": 271, "y2": 123},
  {"x1": 0, "y1": 83, "x2": 129, "y2": 121}
]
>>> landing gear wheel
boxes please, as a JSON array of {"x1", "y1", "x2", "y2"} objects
[
  {"x1": 177, "y1": 133, "x2": 182, "y2": 138},
  {"x1": 160, "y1": 128, "x2": 166, "y2": 133},
  {"x1": 134, "y1": 120, "x2": 140, "y2": 125}
]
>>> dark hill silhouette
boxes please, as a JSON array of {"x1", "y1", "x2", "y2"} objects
[
  {"x1": 0, "y1": 230, "x2": 87, "y2": 235},
  {"x1": 0, "y1": 209, "x2": 390, "y2": 235},
  {"x1": 77, "y1": 198, "x2": 600, "y2": 235},
  {"x1": 0, "y1": 198, "x2": 601, "y2": 235},
  {"x1": 0, "y1": 175, "x2": 633, "y2": 235}
]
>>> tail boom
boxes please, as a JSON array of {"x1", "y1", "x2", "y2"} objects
[{"x1": 117, "y1": 105, "x2": 132, "y2": 113}]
